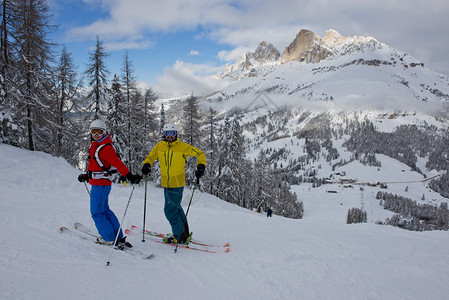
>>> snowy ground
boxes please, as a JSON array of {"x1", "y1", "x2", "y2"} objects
[{"x1": 1, "y1": 143, "x2": 449, "y2": 300}]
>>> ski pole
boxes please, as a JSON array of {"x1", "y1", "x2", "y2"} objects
[
  {"x1": 174, "y1": 178, "x2": 199, "y2": 253},
  {"x1": 83, "y1": 181, "x2": 90, "y2": 195},
  {"x1": 106, "y1": 184, "x2": 136, "y2": 266},
  {"x1": 142, "y1": 175, "x2": 148, "y2": 242}
]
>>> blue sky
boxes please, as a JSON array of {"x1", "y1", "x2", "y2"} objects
[{"x1": 48, "y1": 0, "x2": 449, "y2": 99}]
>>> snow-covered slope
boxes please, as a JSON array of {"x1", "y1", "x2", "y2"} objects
[{"x1": 2, "y1": 141, "x2": 449, "y2": 299}]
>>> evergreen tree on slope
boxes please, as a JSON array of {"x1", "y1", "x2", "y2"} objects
[
  {"x1": 182, "y1": 94, "x2": 202, "y2": 186},
  {"x1": 14, "y1": 0, "x2": 57, "y2": 151},
  {"x1": 216, "y1": 115, "x2": 245, "y2": 204},
  {"x1": 202, "y1": 107, "x2": 219, "y2": 194},
  {"x1": 52, "y1": 46, "x2": 82, "y2": 164},
  {"x1": 0, "y1": 0, "x2": 19, "y2": 145},
  {"x1": 108, "y1": 74, "x2": 126, "y2": 155},
  {"x1": 143, "y1": 87, "x2": 158, "y2": 149},
  {"x1": 85, "y1": 36, "x2": 109, "y2": 120},
  {"x1": 120, "y1": 50, "x2": 139, "y2": 172}
]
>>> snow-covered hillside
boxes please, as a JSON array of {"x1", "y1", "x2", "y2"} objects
[
  {"x1": 206, "y1": 29, "x2": 449, "y2": 116},
  {"x1": 2, "y1": 142, "x2": 449, "y2": 299}
]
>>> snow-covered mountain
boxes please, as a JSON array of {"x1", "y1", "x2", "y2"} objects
[
  {"x1": 210, "y1": 29, "x2": 449, "y2": 115},
  {"x1": 189, "y1": 29, "x2": 449, "y2": 207}
]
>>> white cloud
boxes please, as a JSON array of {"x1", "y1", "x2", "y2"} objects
[
  {"x1": 66, "y1": 0, "x2": 449, "y2": 76},
  {"x1": 152, "y1": 60, "x2": 232, "y2": 99},
  {"x1": 104, "y1": 39, "x2": 154, "y2": 51},
  {"x1": 217, "y1": 47, "x2": 251, "y2": 62},
  {"x1": 189, "y1": 50, "x2": 199, "y2": 56}
]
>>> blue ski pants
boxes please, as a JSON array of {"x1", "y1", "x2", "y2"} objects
[
  {"x1": 164, "y1": 187, "x2": 188, "y2": 239},
  {"x1": 90, "y1": 185, "x2": 123, "y2": 242}
]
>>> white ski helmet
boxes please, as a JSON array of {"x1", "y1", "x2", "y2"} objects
[
  {"x1": 89, "y1": 119, "x2": 107, "y2": 132},
  {"x1": 162, "y1": 123, "x2": 178, "y2": 138}
]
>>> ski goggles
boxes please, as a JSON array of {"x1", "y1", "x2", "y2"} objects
[
  {"x1": 91, "y1": 128, "x2": 105, "y2": 136},
  {"x1": 164, "y1": 131, "x2": 177, "y2": 137}
]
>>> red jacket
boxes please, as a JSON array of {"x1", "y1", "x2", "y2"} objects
[{"x1": 87, "y1": 133, "x2": 130, "y2": 186}]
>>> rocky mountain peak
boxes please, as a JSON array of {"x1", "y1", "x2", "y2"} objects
[
  {"x1": 236, "y1": 41, "x2": 280, "y2": 71},
  {"x1": 322, "y1": 29, "x2": 348, "y2": 46},
  {"x1": 218, "y1": 41, "x2": 280, "y2": 78},
  {"x1": 280, "y1": 29, "x2": 332, "y2": 64},
  {"x1": 253, "y1": 41, "x2": 280, "y2": 62}
]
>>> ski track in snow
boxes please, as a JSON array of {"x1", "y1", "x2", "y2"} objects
[{"x1": 1, "y1": 143, "x2": 449, "y2": 300}]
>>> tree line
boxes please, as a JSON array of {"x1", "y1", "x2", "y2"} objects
[{"x1": 377, "y1": 191, "x2": 449, "y2": 231}]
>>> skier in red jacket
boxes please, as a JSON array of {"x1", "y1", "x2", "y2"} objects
[{"x1": 78, "y1": 119, "x2": 141, "y2": 246}]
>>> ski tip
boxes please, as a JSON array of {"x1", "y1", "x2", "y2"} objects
[
  {"x1": 60, "y1": 226, "x2": 69, "y2": 232},
  {"x1": 131, "y1": 225, "x2": 138, "y2": 229},
  {"x1": 223, "y1": 242, "x2": 230, "y2": 247},
  {"x1": 224, "y1": 248, "x2": 230, "y2": 253}
]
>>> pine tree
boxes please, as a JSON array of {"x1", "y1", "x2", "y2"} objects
[
  {"x1": 239, "y1": 158, "x2": 254, "y2": 208},
  {"x1": 216, "y1": 115, "x2": 245, "y2": 204},
  {"x1": 143, "y1": 87, "x2": 158, "y2": 148},
  {"x1": 116, "y1": 50, "x2": 148, "y2": 172},
  {"x1": 182, "y1": 94, "x2": 202, "y2": 146},
  {"x1": 130, "y1": 89, "x2": 146, "y2": 172},
  {"x1": 182, "y1": 94, "x2": 202, "y2": 186},
  {"x1": 347, "y1": 208, "x2": 367, "y2": 224},
  {"x1": 158, "y1": 103, "x2": 165, "y2": 138},
  {"x1": 216, "y1": 117, "x2": 232, "y2": 202},
  {"x1": 140, "y1": 88, "x2": 158, "y2": 182},
  {"x1": 253, "y1": 149, "x2": 273, "y2": 211},
  {"x1": 108, "y1": 74, "x2": 126, "y2": 153},
  {"x1": 230, "y1": 116, "x2": 245, "y2": 202},
  {"x1": 120, "y1": 50, "x2": 137, "y2": 170},
  {"x1": 52, "y1": 46, "x2": 82, "y2": 164},
  {"x1": 0, "y1": 0, "x2": 18, "y2": 144},
  {"x1": 85, "y1": 36, "x2": 109, "y2": 120},
  {"x1": 14, "y1": 0, "x2": 57, "y2": 151},
  {"x1": 202, "y1": 107, "x2": 219, "y2": 194}
]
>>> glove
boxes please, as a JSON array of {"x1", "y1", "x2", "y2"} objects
[
  {"x1": 195, "y1": 164, "x2": 205, "y2": 179},
  {"x1": 141, "y1": 163, "x2": 151, "y2": 176},
  {"x1": 78, "y1": 173, "x2": 88, "y2": 182},
  {"x1": 118, "y1": 175, "x2": 126, "y2": 184},
  {"x1": 126, "y1": 173, "x2": 142, "y2": 184}
]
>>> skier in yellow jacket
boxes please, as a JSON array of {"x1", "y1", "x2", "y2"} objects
[{"x1": 141, "y1": 124, "x2": 206, "y2": 244}]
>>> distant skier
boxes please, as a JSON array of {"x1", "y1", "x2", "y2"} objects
[
  {"x1": 77, "y1": 119, "x2": 142, "y2": 246},
  {"x1": 267, "y1": 208, "x2": 273, "y2": 217},
  {"x1": 141, "y1": 123, "x2": 206, "y2": 245}
]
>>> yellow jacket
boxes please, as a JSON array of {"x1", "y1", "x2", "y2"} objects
[{"x1": 143, "y1": 139, "x2": 206, "y2": 188}]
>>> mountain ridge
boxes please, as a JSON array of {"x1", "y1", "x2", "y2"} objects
[{"x1": 207, "y1": 29, "x2": 449, "y2": 119}]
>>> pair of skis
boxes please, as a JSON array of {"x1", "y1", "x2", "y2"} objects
[
  {"x1": 60, "y1": 222, "x2": 154, "y2": 260},
  {"x1": 125, "y1": 225, "x2": 230, "y2": 253},
  {"x1": 61, "y1": 222, "x2": 230, "y2": 257}
]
